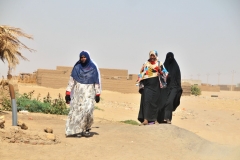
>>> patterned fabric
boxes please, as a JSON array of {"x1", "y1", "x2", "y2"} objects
[
  {"x1": 137, "y1": 51, "x2": 160, "y2": 81},
  {"x1": 159, "y1": 70, "x2": 168, "y2": 88},
  {"x1": 138, "y1": 50, "x2": 169, "y2": 87},
  {"x1": 66, "y1": 76, "x2": 101, "y2": 96},
  {"x1": 65, "y1": 82, "x2": 95, "y2": 136},
  {"x1": 139, "y1": 61, "x2": 162, "y2": 80}
]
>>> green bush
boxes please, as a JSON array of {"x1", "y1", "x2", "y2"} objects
[
  {"x1": 191, "y1": 85, "x2": 201, "y2": 96},
  {"x1": 0, "y1": 90, "x2": 69, "y2": 115}
]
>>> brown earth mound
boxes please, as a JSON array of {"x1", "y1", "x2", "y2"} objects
[
  {"x1": 0, "y1": 112, "x2": 60, "y2": 145},
  {"x1": 0, "y1": 126, "x2": 59, "y2": 145}
]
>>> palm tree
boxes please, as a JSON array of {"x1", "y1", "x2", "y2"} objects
[
  {"x1": 0, "y1": 25, "x2": 35, "y2": 75},
  {"x1": 0, "y1": 25, "x2": 35, "y2": 125}
]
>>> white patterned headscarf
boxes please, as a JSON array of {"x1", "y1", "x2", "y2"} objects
[{"x1": 149, "y1": 50, "x2": 159, "y2": 60}]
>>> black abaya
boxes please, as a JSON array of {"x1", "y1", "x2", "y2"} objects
[
  {"x1": 157, "y1": 52, "x2": 182, "y2": 123},
  {"x1": 138, "y1": 77, "x2": 161, "y2": 123}
]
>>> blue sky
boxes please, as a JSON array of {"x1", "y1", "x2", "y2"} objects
[{"x1": 0, "y1": 0, "x2": 240, "y2": 85}]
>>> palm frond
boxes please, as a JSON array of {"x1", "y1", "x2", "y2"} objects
[
  {"x1": 0, "y1": 25, "x2": 33, "y2": 39},
  {"x1": 0, "y1": 25, "x2": 35, "y2": 73}
]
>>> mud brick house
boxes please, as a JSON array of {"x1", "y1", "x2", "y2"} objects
[
  {"x1": 34, "y1": 66, "x2": 191, "y2": 95},
  {"x1": 36, "y1": 66, "x2": 139, "y2": 93}
]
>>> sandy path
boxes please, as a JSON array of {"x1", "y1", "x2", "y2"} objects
[
  {"x1": 1, "y1": 113, "x2": 239, "y2": 160},
  {"x1": 0, "y1": 84, "x2": 239, "y2": 159},
  {"x1": 16, "y1": 84, "x2": 240, "y2": 146}
]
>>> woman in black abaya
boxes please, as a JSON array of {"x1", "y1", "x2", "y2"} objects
[{"x1": 157, "y1": 52, "x2": 182, "y2": 124}]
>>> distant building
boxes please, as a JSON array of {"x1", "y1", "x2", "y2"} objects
[
  {"x1": 32, "y1": 66, "x2": 192, "y2": 95},
  {"x1": 181, "y1": 79, "x2": 201, "y2": 86}
]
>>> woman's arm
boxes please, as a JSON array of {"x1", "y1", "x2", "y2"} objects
[
  {"x1": 93, "y1": 68, "x2": 101, "y2": 96},
  {"x1": 66, "y1": 76, "x2": 74, "y2": 94},
  {"x1": 93, "y1": 69, "x2": 101, "y2": 103},
  {"x1": 92, "y1": 60, "x2": 102, "y2": 92},
  {"x1": 158, "y1": 61, "x2": 163, "y2": 74},
  {"x1": 94, "y1": 84, "x2": 101, "y2": 96}
]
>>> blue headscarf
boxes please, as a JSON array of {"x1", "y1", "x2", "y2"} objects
[{"x1": 71, "y1": 51, "x2": 99, "y2": 84}]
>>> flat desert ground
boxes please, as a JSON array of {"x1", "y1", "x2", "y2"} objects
[{"x1": 1, "y1": 83, "x2": 240, "y2": 160}]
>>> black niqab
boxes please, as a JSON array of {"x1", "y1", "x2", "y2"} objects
[{"x1": 164, "y1": 52, "x2": 181, "y2": 88}]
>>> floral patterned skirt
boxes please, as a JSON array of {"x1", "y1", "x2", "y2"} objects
[{"x1": 65, "y1": 83, "x2": 95, "y2": 136}]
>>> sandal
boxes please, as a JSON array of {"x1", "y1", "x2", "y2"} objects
[
  {"x1": 66, "y1": 133, "x2": 82, "y2": 138},
  {"x1": 166, "y1": 119, "x2": 171, "y2": 124},
  {"x1": 163, "y1": 119, "x2": 171, "y2": 124},
  {"x1": 82, "y1": 129, "x2": 91, "y2": 137},
  {"x1": 148, "y1": 122, "x2": 155, "y2": 125},
  {"x1": 139, "y1": 122, "x2": 148, "y2": 126}
]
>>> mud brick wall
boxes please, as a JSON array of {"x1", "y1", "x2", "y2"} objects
[
  {"x1": 56, "y1": 66, "x2": 129, "y2": 79},
  {"x1": 182, "y1": 82, "x2": 191, "y2": 96},
  {"x1": 218, "y1": 85, "x2": 230, "y2": 91},
  {"x1": 227, "y1": 86, "x2": 240, "y2": 91},
  {"x1": 217, "y1": 85, "x2": 240, "y2": 91},
  {"x1": 35, "y1": 66, "x2": 192, "y2": 95},
  {"x1": 36, "y1": 69, "x2": 70, "y2": 88},
  {"x1": 56, "y1": 67, "x2": 72, "y2": 76},
  {"x1": 99, "y1": 68, "x2": 128, "y2": 79},
  {"x1": 202, "y1": 85, "x2": 240, "y2": 91},
  {"x1": 234, "y1": 87, "x2": 240, "y2": 91},
  {"x1": 101, "y1": 79, "x2": 138, "y2": 93},
  {"x1": 200, "y1": 86, "x2": 220, "y2": 92},
  {"x1": 36, "y1": 66, "x2": 138, "y2": 93},
  {"x1": 128, "y1": 74, "x2": 139, "y2": 81},
  {"x1": 18, "y1": 74, "x2": 37, "y2": 83},
  {"x1": 37, "y1": 69, "x2": 71, "y2": 77},
  {"x1": 37, "y1": 75, "x2": 70, "y2": 89}
]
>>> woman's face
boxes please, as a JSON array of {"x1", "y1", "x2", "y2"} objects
[
  {"x1": 80, "y1": 55, "x2": 87, "y2": 63},
  {"x1": 150, "y1": 54, "x2": 156, "y2": 62}
]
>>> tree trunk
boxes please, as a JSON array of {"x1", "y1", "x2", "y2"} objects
[{"x1": 8, "y1": 66, "x2": 11, "y2": 75}]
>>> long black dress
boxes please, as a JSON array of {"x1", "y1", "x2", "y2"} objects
[
  {"x1": 157, "y1": 52, "x2": 182, "y2": 123},
  {"x1": 138, "y1": 76, "x2": 161, "y2": 123}
]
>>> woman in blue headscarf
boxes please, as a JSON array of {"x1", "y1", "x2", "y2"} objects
[{"x1": 65, "y1": 50, "x2": 101, "y2": 137}]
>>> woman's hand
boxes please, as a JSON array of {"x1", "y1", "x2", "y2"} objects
[
  {"x1": 95, "y1": 94, "x2": 100, "y2": 103},
  {"x1": 65, "y1": 91, "x2": 71, "y2": 104}
]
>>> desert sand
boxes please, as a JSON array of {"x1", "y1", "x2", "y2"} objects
[{"x1": 0, "y1": 83, "x2": 240, "y2": 160}]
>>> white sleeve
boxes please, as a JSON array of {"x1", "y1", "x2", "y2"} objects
[
  {"x1": 66, "y1": 76, "x2": 74, "y2": 92},
  {"x1": 92, "y1": 60, "x2": 102, "y2": 94},
  {"x1": 94, "y1": 84, "x2": 101, "y2": 95}
]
